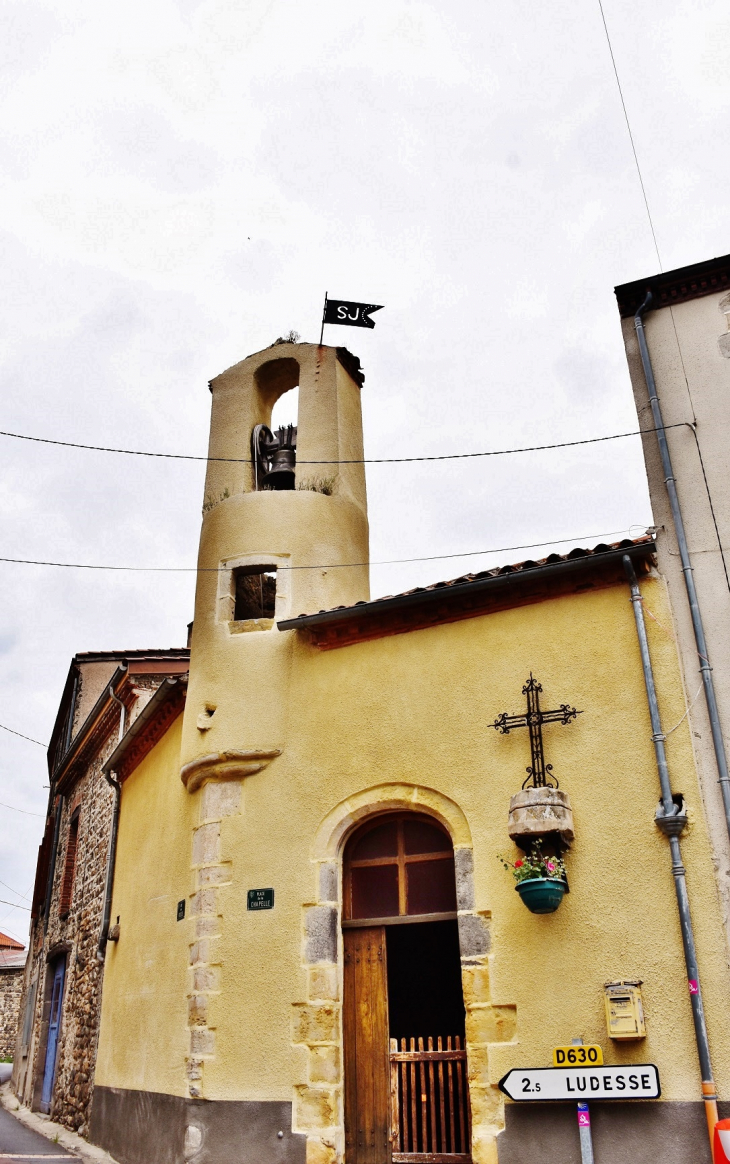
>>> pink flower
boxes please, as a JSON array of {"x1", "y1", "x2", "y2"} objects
[{"x1": 546, "y1": 861, "x2": 556, "y2": 873}]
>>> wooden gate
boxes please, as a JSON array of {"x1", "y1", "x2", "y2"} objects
[{"x1": 389, "y1": 1037, "x2": 471, "y2": 1163}]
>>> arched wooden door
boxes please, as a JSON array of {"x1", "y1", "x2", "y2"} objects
[{"x1": 342, "y1": 814, "x2": 470, "y2": 1164}]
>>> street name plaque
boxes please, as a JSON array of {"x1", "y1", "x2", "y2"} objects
[{"x1": 247, "y1": 888, "x2": 275, "y2": 911}]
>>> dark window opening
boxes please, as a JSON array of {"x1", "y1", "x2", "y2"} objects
[
  {"x1": 387, "y1": 920, "x2": 465, "y2": 1043},
  {"x1": 344, "y1": 813, "x2": 457, "y2": 921},
  {"x1": 59, "y1": 812, "x2": 79, "y2": 918},
  {"x1": 234, "y1": 567, "x2": 277, "y2": 621}
]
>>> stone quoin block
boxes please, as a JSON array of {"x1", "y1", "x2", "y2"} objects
[
  {"x1": 193, "y1": 965, "x2": 220, "y2": 992},
  {"x1": 466, "y1": 1004, "x2": 517, "y2": 1045},
  {"x1": 189, "y1": 1027, "x2": 215, "y2": 1056},
  {"x1": 294, "y1": 1085, "x2": 338, "y2": 1130},
  {"x1": 305, "y1": 906, "x2": 338, "y2": 964},
  {"x1": 308, "y1": 1044, "x2": 341, "y2": 1085},
  {"x1": 457, "y1": 912, "x2": 491, "y2": 958},
  {"x1": 454, "y1": 847, "x2": 476, "y2": 911},
  {"x1": 461, "y1": 963, "x2": 491, "y2": 1008},
  {"x1": 318, "y1": 863, "x2": 338, "y2": 904},
  {"x1": 291, "y1": 1003, "x2": 340, "y2": 1045},
  {"x1": 308, "y1": 965, "x2": 339, "y2": 1002},
  {"x1": 192, "y1": 822, "x2": 221, "y2": 866},
  {"x1": 198, "y1": 863, "x2": 233, "y2": 887},
  {"x1": 306, "y1": 1137, "x2": 337, "y2": 1164},
  {"x1": 201, "y1": 780, "x2": 241, "y2": 821}
]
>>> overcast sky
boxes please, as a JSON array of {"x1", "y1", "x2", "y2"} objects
[{"x1": 1, "y1": 0, "x2": 728, "y2": 942}]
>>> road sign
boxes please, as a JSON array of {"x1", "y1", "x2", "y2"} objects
[
  {"x1": 553, "y1": 1045, "x2": 603, "y2": 1066},
  {"x1": 498, "y1": 1064, "x2": 660, "y2": 1101}
]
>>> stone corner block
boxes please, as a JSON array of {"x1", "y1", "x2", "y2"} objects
[
  {"x1": 466, "y1": 1004, "x2": 516, "y2": 1045},
  {"x1": 308, "y1": 965, "x2": 339, "y2": 1003},
  {"x1": 294, "y1": 1085, "x2": 338, "y2": 1131},
  {"x1": 318, "y1": 862, "x2": 339, "y2": 904},
  {"x1": 305, "y1": 905, "x2": 338, "y2": 964},
  {"x1": 306, "y1": 1137, "x2": 338, "y2": 1164},
  {"x1": 454, "y1": 847, "x2": 475, "y2": 911},
  {"x1": 292, "y1": 1002, "x2": 340, "y2": 1046},
  {"x1": 458, "y1": 912, "x2": 491, "y2": 958}
]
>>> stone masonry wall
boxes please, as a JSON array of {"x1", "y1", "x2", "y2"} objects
[
  {"x1": 14, "y1": 674, "x2": 176, "y2": 1136},
  {"x1": 0, "y1": 967, "x2": 25, "y2": 1058}
]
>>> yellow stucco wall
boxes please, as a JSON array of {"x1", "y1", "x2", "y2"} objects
[
  {"x1": 95, "y1": 714, "x2": 194, "y2": 1097},
  {"x1": 96, "y1": 572, "x2": 730, "y2": 1142}
]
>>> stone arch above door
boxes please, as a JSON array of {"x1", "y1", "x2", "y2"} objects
[
  {"x1": 292, "y1": 784, "x2": 512, "y2": 1164},
  {"x1": 310, "y1": 784, "x2": 479, "y2": 954}
]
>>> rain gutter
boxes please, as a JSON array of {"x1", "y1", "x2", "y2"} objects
[
  {"x1": 634, "y1": 292, "x2": 730, "y2": 842},
  {"x1": 624, "y1": 554, "x2": 717, "y2": 1153}
]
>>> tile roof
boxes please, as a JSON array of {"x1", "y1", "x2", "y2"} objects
[
  {"x1": 0, "y1": 931, "x2": 24, "y2": 949},
  {"x1": 277, "y1": 535, "x2": 656, "y2": 648},
  {"x1": 293, "y1": 535, "x2": 655, "y2": 620}
]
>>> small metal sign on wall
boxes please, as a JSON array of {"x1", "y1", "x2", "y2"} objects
[{"x1": 247, "y1": 888, "x2": 275, "y2": 911}]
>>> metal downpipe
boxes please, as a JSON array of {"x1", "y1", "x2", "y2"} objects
[
  {"x1": 97, "y1": 684, "x2": 126, "y2": 961},
  {"x1": 624, "y1": 554, "x2": 718, "y2": 1153},
  {"x1": 634, "y1": 292, "x2": 730, "y2": 842}
]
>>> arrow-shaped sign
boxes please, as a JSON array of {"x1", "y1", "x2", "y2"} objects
[{"x1": 498, "y1": 1064, "x2": 660, "y2": 1102}]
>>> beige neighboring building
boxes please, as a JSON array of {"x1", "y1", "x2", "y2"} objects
[{"x1": 616, "y1": 254, "x2": 730, "y2": 933}]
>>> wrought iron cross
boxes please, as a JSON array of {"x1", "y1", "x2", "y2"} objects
[{"x1": 493, "y1": 674, "x2": 581, "y2": 788}]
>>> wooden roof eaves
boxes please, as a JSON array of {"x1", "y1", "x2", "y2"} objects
[
  {"x1": 103, "y1": 676, "x2": 187, "y2": 783},
  {"x1": 277, "y1": 541, "x2": 656, "y2": 650}
]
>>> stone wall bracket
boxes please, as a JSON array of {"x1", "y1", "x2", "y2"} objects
[
  {"x1": 507, "y1": 787, "x2": 574, "y2": 851},
  {"x1": 181, "y1": 749, "x2": 282, "y2": 793}
]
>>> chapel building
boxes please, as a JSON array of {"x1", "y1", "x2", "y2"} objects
[{"x1": 58, "y1": 340, "x2": 729, "y2": 1164}]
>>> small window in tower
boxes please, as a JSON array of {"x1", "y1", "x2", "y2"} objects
[{"x1": 233, "y1": 567, "x2": 277, "y2": 621}]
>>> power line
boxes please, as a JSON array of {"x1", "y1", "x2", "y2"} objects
[
  {"x1": 0, "y1": 877, "x2": 31, "y2": 904},
  {"x1": 0, "y1": 723, "x2": 46, "y2": 747},
  {"x1": 0, "y1": 799, "x2": 45, "y2": 816},
  {"x1": 0, "y1": 897, "x2": 30, "y2": 911},
  {"x1": 0, "y1": 526, "x2": 650, "y2": 574},
  {"x1": 596, "y1": 0, "x2": 662, "y2": 270},
  {"x1": 0, "y1": 422, "x2": 686, "y2": 466}
]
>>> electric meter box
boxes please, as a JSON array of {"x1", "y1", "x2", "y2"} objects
[{"x1": 604, "y1": 980, "x2": 646, "y2": 1039}]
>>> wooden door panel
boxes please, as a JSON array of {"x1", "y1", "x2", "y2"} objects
[{"x1": 344, "y1": 926, "x2": 391, "y2": 1164}]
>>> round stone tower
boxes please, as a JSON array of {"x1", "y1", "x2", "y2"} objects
[{"x1": 179, "y1": 341, "x2": 369, "y2": 776}]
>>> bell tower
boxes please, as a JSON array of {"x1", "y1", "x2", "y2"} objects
[{"x1": 179, "y1": 341, "x2": 369, "y2": 771}]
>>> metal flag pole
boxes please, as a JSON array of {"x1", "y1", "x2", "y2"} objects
[
  {"x1": 572, "y1": 1040, "x2": 595, "y2": 1164},
  {"x1": 319, "y1": 292, "x2": 328, "y2": 345}
]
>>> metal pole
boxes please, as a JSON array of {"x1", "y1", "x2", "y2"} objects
[
  {"x1": 572, "y1": 1040, "x2": 595, "y2": 1164},
  {"x1": 634, "y1": 293, "x2": 730, "y2": 840},
  {"x1": 624, "y1": 554, "x2": 718, "y2": 1154},
  {"x1": 319, "y1": 292, "x2": 328, "y2": 345}
]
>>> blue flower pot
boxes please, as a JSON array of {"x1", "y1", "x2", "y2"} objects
[{"x1": 516, "y1": 877, "x2": 566, "y2": 914}]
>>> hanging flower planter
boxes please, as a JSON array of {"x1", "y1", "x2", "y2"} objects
[
  {"x1": 515, "y1": 876, "x2": 566, "y2": 914},
  {"x1": 499, "y1": 843, "x2": 568, "y2": 914}
]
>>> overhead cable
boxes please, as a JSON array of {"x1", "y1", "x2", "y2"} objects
[
  {"x1": 0, "y1": 799, "x2": 44, "y2": 817},
  {"x1": 596, "y1": 0, "x2": 662, "y2": 269},
  {"x1": 0, "y1": 722, "x2": 46, "y2": 747},
  {"x1": 0, "y1": 423, "x2": 686, "y2": 466},
  {"x1": 0, "y1": 526, "x2": 650, "y2": 574}
]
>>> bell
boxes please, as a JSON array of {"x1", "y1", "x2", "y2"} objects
[{"x1": 261, "y1": 424, "x2": 297, "y2": 490}]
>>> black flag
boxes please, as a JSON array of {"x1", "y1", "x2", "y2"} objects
[{"x1": 323, "y1": 298, "x2": 383, "y2": 329}]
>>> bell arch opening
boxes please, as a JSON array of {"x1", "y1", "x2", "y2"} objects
[
  {"x1": 252, "y1": 358, "x2": 300, "y2": 491},
  {"x1": 342, "y1": 813, "x2": 470, "y2": 1164}
]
